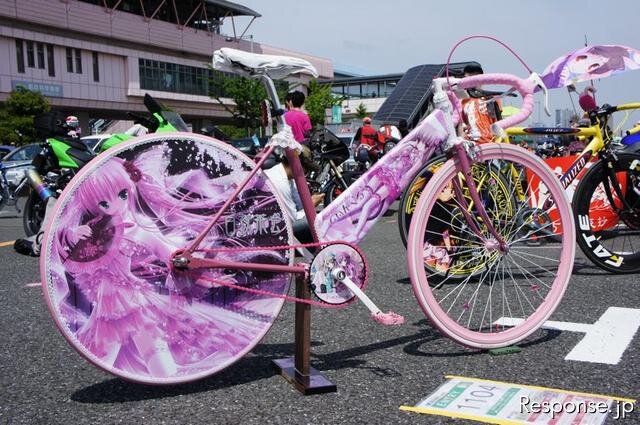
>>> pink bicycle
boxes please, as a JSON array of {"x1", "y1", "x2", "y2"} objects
[{"x1": 40, "y1": 48, "x2": 575, "y2": 384}]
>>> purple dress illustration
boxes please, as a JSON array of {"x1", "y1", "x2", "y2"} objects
[{"x1": 42, "y1": 135, "x2": 293, "y2": 383}]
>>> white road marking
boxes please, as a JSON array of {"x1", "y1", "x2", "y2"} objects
[{"x1": 495, "y1": 307, "x2": 640, "y2": 365}]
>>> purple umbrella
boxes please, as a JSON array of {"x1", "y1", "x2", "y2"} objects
[{"x1": 540, "y1": 45, "x2": 640, "y2": 89}]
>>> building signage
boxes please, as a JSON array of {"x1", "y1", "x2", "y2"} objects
[
  {"x1": 12, "y1": 80, "x2": 63, "y2": 97},
  {"x1": 331, "y1": 105, "x2": 342, "y2": 124}
]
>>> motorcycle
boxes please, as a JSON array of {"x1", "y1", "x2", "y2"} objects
[
  {"x1": 306, "y1": 127, "x2": 358, "y2": 205},
  {"x1": 22, "y1": 94, "x2": 186, "y2": 236}
]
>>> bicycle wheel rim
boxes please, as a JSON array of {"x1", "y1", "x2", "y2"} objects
[
  {"x1": 408, "y1": 144, "x2": 576, "y2": 348},
  {"x1": 400, "y1": 156, "x2": 516, "y2": 281},
  {"x1": 574, "y1": 153, "x2": 640, "y2": 273},
  {"x1": 40, "y1": 133, "x2": 293, "y2": 384}
]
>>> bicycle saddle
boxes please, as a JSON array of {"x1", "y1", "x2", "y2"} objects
[{"x1": 213, "y1": 48, "x2": 318, "y2": 79}]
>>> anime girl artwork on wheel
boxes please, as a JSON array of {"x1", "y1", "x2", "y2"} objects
[{"x1": 44, "y1": 139, "x2": 293, "y2": 382}]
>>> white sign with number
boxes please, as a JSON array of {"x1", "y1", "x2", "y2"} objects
[{"x1": 401, "y1": 376, "x2": 635, "y2": 424}]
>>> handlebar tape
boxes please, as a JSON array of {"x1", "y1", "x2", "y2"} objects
[{"x1": 457, "y1": 73, "x2": 535, "y2": 129}]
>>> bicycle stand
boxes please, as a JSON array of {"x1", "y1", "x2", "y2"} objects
[{"x1": 272, "y1": 272, "x2": 337, "y2": 395}]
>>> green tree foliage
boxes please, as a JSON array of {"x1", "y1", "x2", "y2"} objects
[
  {"x1": 0, "y1": 86, "x2": 50, "y2": 146},
  {"x1": 209, "y1": 70, "x2": 288, "y2": 136},
  {"x1": 305, "y1": 80, "x2": 343, "y2": 127},
  {"x1": 355, "y1": 103, "x2": 368, "y2": 119}
]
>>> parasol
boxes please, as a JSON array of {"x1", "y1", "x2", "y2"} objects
[{"x1": 540, "y1": 44, "x2": 640, "y2": 89}]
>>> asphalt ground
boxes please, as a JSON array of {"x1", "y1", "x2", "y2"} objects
[{"x1": 0, "y1": 207, "x2": 639, "y2": 425}]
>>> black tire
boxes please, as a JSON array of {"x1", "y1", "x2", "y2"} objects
[
  {"x1": 323, "y1": 171, "x2": 358, "y2": 205},
  {"x1": 23, "y1": 190, "x2": 46, "y2": 236},
  {"x1": 398, "y1": 156, "x2": 447, "y2": 247},
  {"x1": 0, "y1": 187, "x2": 7, "y2": 212},
  {"x1": 573, "y1": 153, "x2": 640, "y2": 273}
]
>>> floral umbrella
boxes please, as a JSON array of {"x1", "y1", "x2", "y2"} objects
[{"x1": 540, "y1": 45, "x2": 640, "y2": 89}]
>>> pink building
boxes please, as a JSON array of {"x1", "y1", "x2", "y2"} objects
[{"x1": 0, "y1": 0, "x2": 333, "y2": 132}]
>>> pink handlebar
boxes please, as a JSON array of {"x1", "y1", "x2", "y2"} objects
[{"x1": 457, "y1": 73, "x2": 536, "y2": 129}]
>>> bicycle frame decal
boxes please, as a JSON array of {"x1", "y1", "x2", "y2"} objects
[
  {"x1": 577, "y1": 214, "x2": 624, "y2": 267},
  {"x1": 315, "y1": 111, "x2": 449, "y2": 243},
  {"x1": 43, "y1": 136, "x2": 293, "y2": 382},
  {"x1": 559, "y1": 150, "x2": 593, "y2": 189},
  {"x1": 523, "y1": 127, "x2": 581, "y2": 135}
]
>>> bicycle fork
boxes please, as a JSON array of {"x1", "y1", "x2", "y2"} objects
[{"x1": 450, "y1": 143, "x2": 509, "y2": 254}]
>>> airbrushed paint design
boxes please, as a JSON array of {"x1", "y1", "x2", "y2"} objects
[
  {"x1": 42, "y1": 136, "x2": 292, "y2": 383},
  {"x1": 315, "y1": 110, "x2": 449, "y2": 243},
  {"x1": 541, "y1": 44, "x2": 640, "y2": 89}
]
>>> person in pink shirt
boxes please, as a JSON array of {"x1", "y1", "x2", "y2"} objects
[
  {"x1": 283, "y1": 91, "x2": 312, "y2": 143},
  {"x1": 283, "y1": 90, "x2": 318, "y2": 172}
]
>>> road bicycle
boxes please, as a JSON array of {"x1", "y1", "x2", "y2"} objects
[
  {"x1": 39, "y1": 47, "x2": 575, "y2": 384},
  {"x1": 398, "y1": 103, "x2": 640, "y2": 274}
]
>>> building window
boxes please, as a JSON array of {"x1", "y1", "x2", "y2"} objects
[
  {"x1": 37, "y1": 43, "x2": 45, "y2": 69},
  {"x1": 66, "y1": 47, "x2": 73, "y2": 72},
  {"x1": 16, "y1": 40, "x2": 24, "y2": 73},
  {"x1": 26, "y1": 40, "x2": 35, "y2": 68},
  {"x1": 46, "y1": 44, "x2": 55, "y2": 77},
  {"x1": 66, "y1": 47, "x2": 83, "y2": 74},
  {"x1": 74, "y1": 48, "x2": 82, "y2": 74},
  {"x1": 139, "y1": 58, "x2": 214, "y2": 96},
  {"x1": 92, "y1": 52, "x2": 99, "y2": 82}
]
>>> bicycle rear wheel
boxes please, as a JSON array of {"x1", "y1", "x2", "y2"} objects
[
  {"x1": 573, "y1": 153, "x2": 640, "y2": 273},
  {"x1": 40, "y1": 133, "x2": 293, "y2": 384},
  {"x1": 407, "y1": 144, "x2": 575, "y2": 348}
]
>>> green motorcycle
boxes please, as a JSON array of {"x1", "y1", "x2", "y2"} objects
[{"x1": 23, "y1": 94, "x2": 187, "y2": 236}]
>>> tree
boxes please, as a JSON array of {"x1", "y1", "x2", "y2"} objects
[
  {"x1": 209, "y1": 70, "x2": 287, "y2": 136},
  {"x1": 355, "y1": 103, "x2": 368, "y2": 119},
  {"x1": 305, "y1": 80, "x2": 344, "y2": 127},
  {"x1": 0, "y1": 86, "x2": 50, "y2": 146}
]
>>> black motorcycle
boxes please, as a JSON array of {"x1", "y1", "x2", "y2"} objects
[{"x1": 306, "y1": 127, "x2": 358, "y2": 205}]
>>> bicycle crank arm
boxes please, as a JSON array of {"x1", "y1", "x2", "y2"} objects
[{"x1": 331, "y1": 268, "x2": 404, "y2": 326}]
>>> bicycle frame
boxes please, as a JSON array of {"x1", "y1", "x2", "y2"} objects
[
  {"x1": 176, "y1": 74, "x2": 510, "y2": 277},
  {"x1": 503, "y1": 103, "x2": 640, "y2": 192}
]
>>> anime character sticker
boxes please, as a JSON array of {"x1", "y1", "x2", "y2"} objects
[
  {"x1": 309, "y1": 244, "x2": 366, "y2": 305},
  {"x1": 44, "y1": 137, "x2": 292, "y2": 381}
]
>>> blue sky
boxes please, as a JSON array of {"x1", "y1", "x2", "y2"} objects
[{"x1": 224, "y1": 1, "x2": 640, "y2": 123}]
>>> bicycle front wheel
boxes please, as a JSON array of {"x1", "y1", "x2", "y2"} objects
[
  {"x1": 573, "y1": 153, "x2": 640, "y2": 273},
  {"x1": 40, "y1": 133, "x2": 294, "y2": 384},
  {"x1": 407, "y1": 143, "x2": 575, "y2": 349}
]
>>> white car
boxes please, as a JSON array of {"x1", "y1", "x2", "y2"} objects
[{"x1": 2, "y1": 143, "x2": 40, "y2": 188}]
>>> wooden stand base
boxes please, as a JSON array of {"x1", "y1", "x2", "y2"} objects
[
  {"x1": 272, "y1": 273, "x2": 336, "y2": 395},
  {"x1": 272, "y1": 357, "x2": 336, "y2": 395}
]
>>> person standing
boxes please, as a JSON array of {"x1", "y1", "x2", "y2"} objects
[
  {"x1": 283, "y1": 90, "x2": 317, "y2": 172},
  {"x1": 354, "y1": 117, "x2": 382, "y2": 162},
  {"x1": 460, "y1": 64, "x2": 503, "y2": 144},
  {"x1": 283, "y1": 91, "x2": 312, "y2": 143}
]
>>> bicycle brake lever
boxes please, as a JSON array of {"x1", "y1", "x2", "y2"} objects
[{"x1": 529, "y1": 73, "x2": 551, "y2": 117}]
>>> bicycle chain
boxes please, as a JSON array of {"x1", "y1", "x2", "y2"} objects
[{"x1": 192, "y1": 240, "x2": 357, "y2": 309}]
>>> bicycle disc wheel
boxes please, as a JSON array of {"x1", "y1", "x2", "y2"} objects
[
  {"x1": 398, "y1": 155, "x2": 516, "y2": 283},
  {"x1": 407, "y1": 144, "x2": 575, "y2": 348},
  {"x1": 40, "y1": 133, "x2": 293, "y2": 384},
  {"x1": 573, "y1": 153, "x2": 640, "y2": 273}
]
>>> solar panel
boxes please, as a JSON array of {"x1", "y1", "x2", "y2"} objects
[{"x1": 374, "y1": 61, "x2": 481, "y2": 129}]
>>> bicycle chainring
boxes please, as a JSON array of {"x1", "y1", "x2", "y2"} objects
[{"x1": 309, "y1": 242, "x2": 368, "y2": 305}]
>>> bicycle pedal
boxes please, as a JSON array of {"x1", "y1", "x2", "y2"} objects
[{"x1": 371, "y1": 311, "x2": 405, "y2": 326}]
